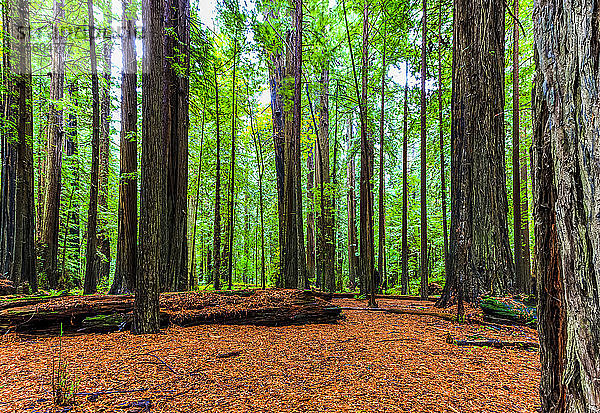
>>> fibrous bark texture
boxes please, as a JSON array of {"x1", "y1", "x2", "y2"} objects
[
  {"x1": 441, "y1": 0, "x2": 514, "y2": 304},
  {"x1": 135, "y1": 0, "x2": 165, "y2": 334},
  {"x1": 533, "y1": 0, "x2": 600, "y2": 409}
]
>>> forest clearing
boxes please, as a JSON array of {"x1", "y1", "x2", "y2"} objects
[
  {"x1": 1, "y1": 0, "x2": 599, "y2": 407},
  {"x1": 1, "y1": 296, "x2": 540, "y2": 413}
]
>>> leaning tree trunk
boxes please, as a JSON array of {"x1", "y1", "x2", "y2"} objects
[
  {"x1": 97, "y1": 10, "x2": 112, "y2": 285},
  {"x1": 134, "y1": 0, "x2": 165, "y2": 334},
  {"x1": 2, "y1": 0, "x2": 37, "y2": 292},
  {"x1": 440, "y1": 0, "x2": 514, "y2": 305},
  {"x1": 533, "y1": 0, "x2": 600, "y2": 409},
  {"x1": 112, "y1": 0, "x2": 138, "y2": 294},
  {"x1": 83, "y1": 0, "x2": 101, "y2": 295},
  {"x1": 39, "y1": 0, "x2": 66, "y2": 290}
]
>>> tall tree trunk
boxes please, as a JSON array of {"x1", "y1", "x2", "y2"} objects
[
  {"x1": 212, "y1": 66, "x2": 222, "y2": 291},
  {"x1": 532, "y1": 64, "x2": 566, "y2": 412},
  {"x1": 346, "y1": 119, "x2": 358, "y2": 290},
  {"x1": 332, "y1": 82, "x2": 340, "y2": 288},
  {"x1": 378, "y1": 15, "x2": 386, "y2": 293},
  {"x1": 294, "y1": 0, "x2": 307, "y2": 290},
  {"x1": 359, "y1": 1, "x2": 376, "y2": 308},
  {"x1": 189, "y1": 107, "x2": 205, "y2": 290},
  {"x1": 39, "y1": 0, "x2": 66, "y2": 290},
  {"x1": 248, "y1": 105, "x2": 266, "y2": 289},
  {"x1": 316, "y1": 65, "x2": 335, "y2": 292},
  {"x1": 227, "y1": 41, "x2": 237, "y2": 291},
  {"x1": 306, "y1": 144, "x2": 316, "y2": 283},
  {"x1": 438, "y1": 0, "x2": 448, "y2": 282},
  {"x1": 112, "y1": 0, "x2": 137, "y2": 294},
  {"x1": 511, "y1": 0, "x2": 524, "y2": 293},
  {"x1": 83, "y1": 0, "x2": 101, "y2": 295},
  {"x1": 264, "y1": 9, "x2": 285, "y2": 282},
  {"x1": 419, "y1": 0, "x2": 428, "y2": 300},
  {"x1": 98, "y1": 10, "x2": 112, "y2": 285},
  {"x1": 534, "y1": 1, "x2": 600, "y2": 409},
  {"x1": 134, "y1": 0, "x2": 165, "y2": 334},
  {"x1": 401, "y1": 65, "x2": 409, "y2": 295},
  {"x1": 440, "y1": 0, "x2": 513, "y2": 305},
  {"x1": 164, "y1": 0, "x2": 190, "y2": 292},
  {"x1": 1, "y1": 0, "x2": 37, "y2": 291},
  {"x1": 520, "y1": 154, "x2": 532, "y2": 291}
]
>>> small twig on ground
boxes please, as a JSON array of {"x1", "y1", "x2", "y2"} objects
[
  {"x1": 216, "y1": 350, "x2": 242, "y2": 359},
  {"x1": 140, "y1": 354, "x2": 181, "y2": 375}
]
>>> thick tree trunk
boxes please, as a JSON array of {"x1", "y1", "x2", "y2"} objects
[
  {"x1": 212, "y1": 67, "x2": 222, "y2": 291},
  {"x1": 134, "y1": 0, "x2": 165, "y2": 334},
  {"x1": 97, "y1": 11, "x2": 112, "y2": 285},
  {"x1": 112, "y1": 0, "x2": 138, "y2": 294},
  {"x1": 83, "y1": 0, "x2": 101, "y2": 295},
  {"x1": 39, "y1": 0, "x2": 66, "y2": 290},
  {"x1": 1, "y1": 0, "x2": 37, "y2": 292},
  {"x1": 440, "y1": 0, "x2": 514, "y2": 305},
  {"x1": 163, "y1": 0, "x2": 190, "y2": 292},
  {"x1": 419, "y1": 0, "x2": 428, "y2": 300},
  {"x1": 533, "y1": 1, "x2": 600, "y2": 409},
  {"x1": 401, "y1": 67, "x2": 409, "y2": 295}
]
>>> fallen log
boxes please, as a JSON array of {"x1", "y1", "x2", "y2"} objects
[
  {"x1": 480, "y1": 297, "x2": 537, "y2": 327},
  {"x1": 0, "y1": 290, "x2": 342, "y2": 333},
  {"x1": 339, "y1": 307, "x2": 457, "y2": 322},
  {"x1": 375, "y1": 294, "x2": 439, "y2": 302},
  {"x1": 312, "y1": 291, "x2": 356, "y2": 300},
  {"x1": 451, "y1": 339, "x2": 539, "y2": 350}
]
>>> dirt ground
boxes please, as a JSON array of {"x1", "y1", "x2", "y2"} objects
[{"x1": 0, "y1": 298, "x2": 541, "y2": 413}]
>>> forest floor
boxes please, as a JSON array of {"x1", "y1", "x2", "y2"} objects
[{"x1": 0, "y1": 298, "x2": 540, "y2": 413}]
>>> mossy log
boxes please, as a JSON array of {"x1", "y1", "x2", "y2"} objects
[{"x1": 480, "y1": 297, "x2": 537, "y2": 326}]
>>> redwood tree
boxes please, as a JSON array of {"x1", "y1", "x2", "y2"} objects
[
  {"x1": 38, "y1": 0, "x2": 66, "y2": 289},
  {"x1": 533, "y1": 0, "x2": 600, "y2": 408},
  {"x1": 83, "y1": 0, "x2": 101, "y2": 295},
  {"x1": 440, "y1": 0, "x2": 514, "y2": 305},
  {"x1": 112, "y1": 0, "x2": 138, "y2": 294},
  {"x1": 134, "y1": 0, "x2": 166, "y2": 334}
]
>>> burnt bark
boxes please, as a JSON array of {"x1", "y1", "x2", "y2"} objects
[{"x1": 533, "y1": 0, "x2": 600, "y2": 408}]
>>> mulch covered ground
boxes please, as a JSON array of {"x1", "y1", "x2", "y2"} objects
[{"x1": 0, "y1": 297, "x2": 540, "y2": 413}]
